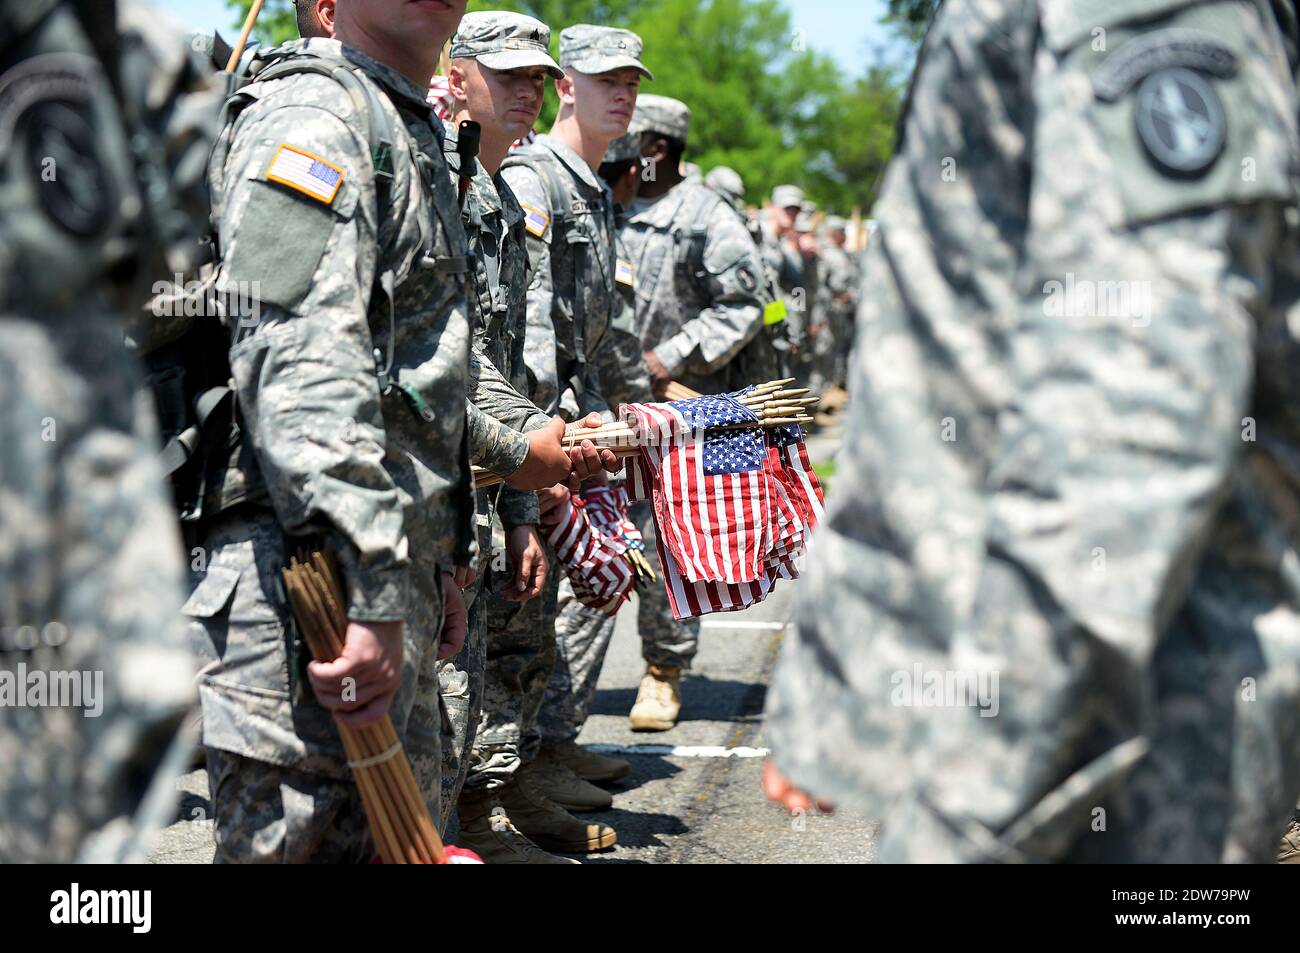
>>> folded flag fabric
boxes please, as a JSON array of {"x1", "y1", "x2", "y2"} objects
[
  {"x1": 622, "y1": 392, "x2": 825, "y2": 620},
  {"x1": 541, "y1": 491, "x2": 635, "y2": 615}
]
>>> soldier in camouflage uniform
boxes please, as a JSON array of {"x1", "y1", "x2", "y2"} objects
[
  {"x1": 814, "y1": 214, "x2": 857, "y2": 391},
  {"x1": 436, "y1": 10, "x2": 615, "y2": 864},
  {"x1": 458, "y1": 22, "x2": 651, "y2": 859},
  {"x1": 0, "y1": 0, "x2": 216, "y2": 863},
  {"x1": 760, "y1": 185, "x2": 812, "y2": 363},
  {"x1": 532, "y1": 130, "x2": 651, "y2": 809},
  {"x1": 705, "y1": 165, "x2": 747, "y2": 215},
  {"x1": 765, "y1": 0, "x2": 1300, "y2": 864},
  {"x1": 191, "y1": 0, "x2": 476, "y2": 863},
  {"x1": 618, "y1": 94, "x2": 772, "y2": 732}
]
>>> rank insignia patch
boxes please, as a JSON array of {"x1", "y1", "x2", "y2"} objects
[
  {"x1": 265, "y1": 144, "x2": 345, "y2": 204},
  {"x1": 1133, "y1": 68, "x2": 1226, "y2": 177}
]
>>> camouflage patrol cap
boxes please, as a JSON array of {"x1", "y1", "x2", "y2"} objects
[
  {"x1": 559, "y1": 24, "x2": 653, "y2": 79},
  {"x1": 603, "y1": 131, "x2": 643, "y2": 165},
  {"x1": 451, "y1": 12, "x2": 564, "y2": 79},
  {"x1": 705, "y1": 165, "x2": 745, "y2": 202},
  {"x1": 794, "y1": 211, "x2": 815, "y2": 233},
  {"x1": 631, "y1": 94, "x2": 690, "y2": 141},
  {"x1": 823, "y1": 214, "x2": 847, "y2": 233},
  {"x1": 771, "y1": 184, "x2": 803, "y2": 209}
]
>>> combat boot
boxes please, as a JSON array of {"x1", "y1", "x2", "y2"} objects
[
  {"x1": 497, "y1": 773, "x2": 617, "y2": 853},
  {"x1": 1278, "y1": 815, "x2": 1300, "y2": 864},
  {"x1": 455, "y1": 788, "x2": 580, "y2": 864},
  {"x1": 628, "y1": 664, "x2": 682, "y2": 731},
  {"x1": 524, "y1": 758, "x2": 613, "y2": 813},
  {"x1": 540, "y1": 740, "x2": 631, "y2": 784}
]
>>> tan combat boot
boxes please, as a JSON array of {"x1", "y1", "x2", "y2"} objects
[
  {"x1": 541, "y1": 740, "x2": 631, "y2": 784},
  {"x1": 1278, "y1": 815, "x2": 1300, "y2": 864},
  {"x1": 497, "y1": 773, "x2": 617, "y2": 854},
  {"x1": 455, "y1": 788, "x2": 580, "y2": 864},
  {"x1": 628, "y1": 664, "x2": 682, "y2": 731},
  {"x1": 524, "y1": 758, "x2": 613, "y2": 813}
]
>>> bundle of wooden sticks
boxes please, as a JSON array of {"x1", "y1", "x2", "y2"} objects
[
  {"x1": 281, "y1": 551, "x2": 446, "y2": 864},
  {"x1": 471, "y1": 379, "x2": 818, "y2": 489}
]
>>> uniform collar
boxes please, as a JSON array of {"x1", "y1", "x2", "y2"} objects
[
  {"x1": 534, "y1": 134, "x2": 604, "y2": 192},
  {"x1": 628, "y1": 180, "x2": 691, "y2": 230}
]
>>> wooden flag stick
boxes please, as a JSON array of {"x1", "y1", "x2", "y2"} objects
[{"x1": 225, "y1": 0, "x2": 265, "y2": 72}]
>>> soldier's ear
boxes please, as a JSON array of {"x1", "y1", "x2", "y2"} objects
[
  {"x1": 447, "y1": 61, "x2": 470, "y2": 104},
  {"x1": 555, "y1": 71, "x2": 577, "y2": 106},
  {"x1": 316, "y1": 0, "x2": 336, "y2": 35}
]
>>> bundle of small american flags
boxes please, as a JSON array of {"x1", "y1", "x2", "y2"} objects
[{"x1": 622, "y1": 391, "x2": 825, "y2": 620}]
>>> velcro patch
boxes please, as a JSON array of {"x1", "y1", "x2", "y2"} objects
[
  {"x1": 522, "y1": 204, "x2": 550, "y2": 237},
  {"x1": 265, "y1": 144, "x2": 345, "y2": 205},
  {"x1": 615, "y1": 259, "x2": 635, "y2": 287}
]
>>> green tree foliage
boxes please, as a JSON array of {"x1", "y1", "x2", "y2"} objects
[
  {"x1": 226, "y1": 0, "x2": 914, "y2": 214},
  {"x1": 224, "y1": 0, "x2": 297, "y2": 45}
]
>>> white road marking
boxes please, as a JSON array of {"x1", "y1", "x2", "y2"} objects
[
  {"x1": 699, "y1": 619, "x2": 787, "y2": 631},
  {"x1": 588, "y1": 744, "x2": 770, "y2": 759}
]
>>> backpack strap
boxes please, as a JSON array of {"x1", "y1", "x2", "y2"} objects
[{"x1": 501, "y1": 151, "x2": 590, "y2": 402}]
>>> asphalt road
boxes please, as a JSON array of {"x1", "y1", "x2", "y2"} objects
[{"x1": 151, "y1": 425, "x2": 877, "y2": 864}]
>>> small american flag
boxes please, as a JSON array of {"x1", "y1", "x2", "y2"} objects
[{"x1": 542, "y1": 493, "x2": 635, "y2": 615}]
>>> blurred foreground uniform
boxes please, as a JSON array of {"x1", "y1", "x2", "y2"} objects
[
  {"x1": 0, "y1": 0, "x2": 214, "y2": 862},
  {"x1": 767, "y1": 0, "x2": 1300, "y2": 863},
  {"x1": 194, "y1": 37, "x2": 474, "y2": 863}
]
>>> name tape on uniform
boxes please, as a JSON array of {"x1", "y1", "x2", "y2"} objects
[{"x1": 265, "y1": 144, "x2": 344, "y2": 205}]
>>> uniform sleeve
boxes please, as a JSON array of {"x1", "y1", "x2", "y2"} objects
[
  {"x1": 466, "y1": 341, "x2": 549, "y2": 475},
  {"x1": 218, "y1": 88, "x2": 408, "y2": 621},
  {"x1": 496, "y1": 486, "x2": 540, "y2": 529},
  {"x1": 652, "y1": 210, "x2": 767, "y2": 377},
  {"x1": 766, "y1": 0, "x2": 1297, "y2": 854},
  {"x1": 501, "y1": 163, "x2": 562, "y2": 415}
]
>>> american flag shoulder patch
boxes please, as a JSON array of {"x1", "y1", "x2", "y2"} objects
[
  {"x1": 615, "y1": 259, "x2": 635, "y2": 287},
  {"x1": 264, "y1": 144, "x2": 345, "y2": 205},
  {"x1": 521, "y1": 204, "x2": 550, "y2": 238}
]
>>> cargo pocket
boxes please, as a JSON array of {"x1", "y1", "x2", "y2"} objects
[
  {"x1": 182, "y1": 565, "x2": 240, "y2": 621},
  {"x1": 1043, "y1": 0, "x2": 1295, "y2": 227}
]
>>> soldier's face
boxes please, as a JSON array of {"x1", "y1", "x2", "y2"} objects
[
  {"x1": 567, "y1": 68, "x2": 641, "y2": 139},
  {"x1": 775, "y1": 204, "x2": 800, "y2": 230},
  {"x1": 467, "y1": 63, "x2": 548, "y2": 140},
  {"x1": 335, "y1": 0, "x2": 467, "y2": 50}
]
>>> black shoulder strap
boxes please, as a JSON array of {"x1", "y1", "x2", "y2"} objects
[{"x1": 678, "y1": 187, "x2": 725, "y2": 283}]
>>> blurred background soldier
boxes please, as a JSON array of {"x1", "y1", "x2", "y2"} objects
[
  {"x1": 765, "y1": 0, "x2": 1300, "y2": 863},
  {"x1": 463, "y1": 23, "x2": 650, "y2": 860},
  {"x1": 0, "y1": 0, "x2": 216, "y2": 862},
  {"x1": 791, "y1": 204, "x2": 823, "y2": 391},
  {"x1": 814, "y1": 214, "x2": 858, "y2": 391},
  {"x1": 617, "y1": 94, "x2": 772, "y2": 732},
  {"x1": 705, "y1": 164, "x2": 747, "y2": 217},
  {"x1": 761, "y1": 184, "x2": 811, "y2": 380}
]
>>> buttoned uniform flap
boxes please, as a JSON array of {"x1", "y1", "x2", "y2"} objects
[
  {"x1": 1045, "y1": 0, "x2": 1295, "y2": 226},
  {"x1": 182, "y1": 566, "x2": 241, "y2": 618}
]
